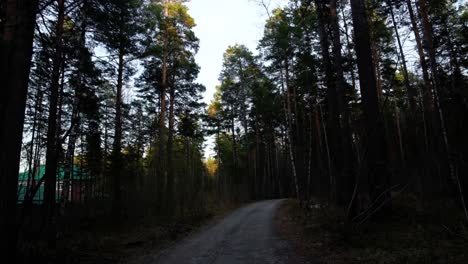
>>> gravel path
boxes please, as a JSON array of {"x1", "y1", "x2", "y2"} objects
[{"x1": 133, "y1": 199, "x2": 305, "y2": 264}]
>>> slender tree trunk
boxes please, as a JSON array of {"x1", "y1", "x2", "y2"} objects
[
  {"x1": 406, "y1": 0, "x2": 434, "y2": 206},
  {"x1": 215, "y1": 128, "x2": 221, "y2": 199},
  {"x1": 418, "y1": 0, "x2": 466, "y2": 220},
  {"x1": 26, "y1": 86, "x2": 42, "y2": 201},
  {"x1": 254, "y1": 120, "x2": 260, "y2": 199},
  {"x1": 306, "y1": 112, "x2": 313, "y2": 200},
  {"x1": 406, "y1": 0, "x2": 433, "y2": 114},
  {"x1": 111, "y1": 49, "x2": 124, "y2": 217},
  {"x1": 388, "y1": 1, "x2": 421, "y2": 194},
  {"x1": 282, "y1": 61, "x2": 299, "y2": 199},
  {"x1": 319, "y1": 103, "x2": 333, "y2": 199},
  {"x1": 418, "y1": 0, "x2": 453, "y2": 178},
  {"x1": 157, "y1": 0, "x2": 169, "y2": 208},
  {"x1": 63, "y1": 0, "x2": 88, "y2": 205},
  {"x1": 316, "y1": 0, "x2": 340, "y2": 202},
  {"x1": 63, "y1": 116, "x2": 80, "y2": 203},
  {"x1": 231, "y1": 113, "x2": 237, "y2": 200},
  {"x1": 43, "y1": 0, "x2": 65, "y2": 247},
  {"x1": 389, "y1": 2, "x2": 416, "y2": 112},
  {"x1": 102, "y1": 106, "x2": 109, "y2": 199},
  {"x1": 330, "y1": 0, "x2": 354, "y2": 205},
  {"x1": 166, "y1": 77, "x2": 175, "y2": 215}
]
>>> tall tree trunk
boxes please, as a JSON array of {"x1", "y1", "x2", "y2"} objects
[
  {"x1": 406, "y1": 0, "x2": 434, "y2": 207},
  {"x1": 418, "y1": 0, "x2": 466, "y2": 220},
  {"x1": 316, "y1": 0, "x2": 340, "y2": 202},
  {"x1": 111, "y1": 49, "x2": 124, "y2": 217},
  {"x1": 157, "y1": 0, "x2": 170, "y2": 206},
  {"x1": 63, "y1": 115, "x2": 80, "y2": 203},
  {"x1": 63, "y1": 0, "x2": 88, "y2": 205},
  {"x1": 166, "y1": 76, "x2": 175, "y2": 215},
  {"x1": 231, "y1": 112, "x2": 237, "y2": 200},
  {"x1": 319, "y1": 103, "x2": 333, "y2": 199},
  {"x1": 406, "y1": 0, "x2": 433, "y2": 115},
  {"x1": 388, "y1": 1, "x2": 420, "y2": 194},
  {"x1": 350, "y1": 0, "x2": 390, "y2": 216},
  {"x1": 330, "y1": 0, "x2": 353, "y2": 205},
  {"x1": 283, "y1": 61, "x2": 299, "y2": 200},
  {"x1": 43, "y1": 0, "x2": 65, "y2": 247},
  {"x1": 388, "y1": 1, "x2": 416, "y2": 112},
  {"x1": 26, "y1": 85, "x2": 42, "y2": 201},
  {"x1": 0, "y1": 1, "x2": 37, "y2": 259},
  {"x1": 418, "y1": 0, "x2": 452, "y2": 177}
]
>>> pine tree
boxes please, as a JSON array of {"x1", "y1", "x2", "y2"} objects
[{"x1": 89, "y1": 0, "x2": 142, "y2": 217}]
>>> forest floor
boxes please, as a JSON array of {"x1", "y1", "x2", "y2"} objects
[
  {"x1": 27, "y1": 201, "x2": 242, "y2": 264},
  {"x1": 276, "y1": 198, "x2": 468, "y2": 264}
]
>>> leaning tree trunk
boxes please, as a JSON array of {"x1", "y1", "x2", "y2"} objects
[
  {"x1": 388, "y1": 0, "x2": 421, "y2": 197},
  {"x1": 0, "y1": 0, "x2": 38, "y2": 260},
  {"x1": 389, "y1": 1, "x2": 416, "y2": 112},
  {"x1": 406, "y1": 0, "x2": 433, "y2": 143}
]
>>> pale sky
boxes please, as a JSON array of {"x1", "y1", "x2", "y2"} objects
[
  {"x1": 185, "y1": 0, "x2": 287, "y2": 157},
  {"x1": 186, "y1": 0, "x2": 286, "y2": 105}
]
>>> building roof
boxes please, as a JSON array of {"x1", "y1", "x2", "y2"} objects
[
  {"x1": 18, "y1": 165, "x2": 93, "y2": 182},
  {"x1": 17, "y1": 165, "x2": 93, "y2": 204}
]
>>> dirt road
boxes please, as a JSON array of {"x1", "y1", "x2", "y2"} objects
[{"x1": 133, "y1": 199, "x2": 305, "y2": 264}]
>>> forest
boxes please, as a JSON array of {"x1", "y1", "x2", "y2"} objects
[{"x1": 1, "y1": 0, "x2": 468, "y2": 263}]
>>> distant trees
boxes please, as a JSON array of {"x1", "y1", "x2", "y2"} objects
[
  {"x1": 211, "y1": 0, "x2": 468, "y2": 224},
  {"x1": 136, "y1": 0, "x2": 203, "y2": 216}
]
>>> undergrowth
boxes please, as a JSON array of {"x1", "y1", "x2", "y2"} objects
[{"x1": 277, "y1": 197, "x2": 468, "y2": 264}]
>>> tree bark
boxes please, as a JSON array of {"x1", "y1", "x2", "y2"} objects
[
  {"x1": 330, "y1": 0, "x2": 354, "y2": 205},
  {"x1": 0, "y1": 0, "x2": 38, "y2": 259},
  {"x1": 63, "y1": 3, "x2": 88, "y2": 203},
  {"x1": 157, "y1": 0, "x2": 170, "y2": 209},
  {"x1": 282, "y1": 60, "x2": 299, "y2": 200},
  {"x1": 419, "y1": 0, "x2": 463, "y2": 218},
  {"x1": 316, "y1": 0, "x2": 341, "y2": 202},
  {"x1": 166, "y1": 75, "x2": 175, "y2": 215},
  {"x1": 111, "y1": 49, "x2": 124, "y2": 217},
  {"x1": 350, "y1": 0, "x2": 390, "y2": 215},
  {"x1": 43, "y1": 0, "x2": 65, "y2": 248}
]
